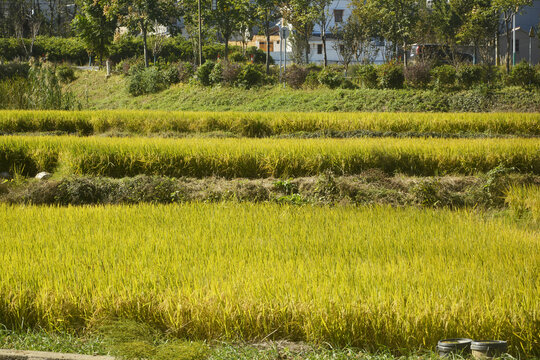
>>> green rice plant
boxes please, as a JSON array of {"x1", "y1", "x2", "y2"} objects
[
  {"x1": 0, "y1": 110, "x2": 538, "y2": 137},
  {"x1": 0, "y1": 203, "x2": 537, "y2": 355},
  {"x1": 0, "y1": 136, "x2": 537, "y2": 178}
]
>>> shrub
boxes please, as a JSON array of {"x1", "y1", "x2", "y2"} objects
[
  {"x1": 222, "y1": 61, "x2": 241, "y2": 85},
  {"x1": 457, "y1": 65, "x2": 483, "y2": 89},
  {"x1": 197, "y1": 60, "x2": 215, "y2": 86},
  {"x1": 378, "y1": 63, "x2": 404, "y2": 89},
  {"x1": 236, "y1": 63, "x2": 263, "y2": 88},
  {"x1": 128, "y1": 67, "x2": 167, "y2": 96},
  {"x1": 230, "y1": 52, "x2": 246, "y2": 63},
  {"x1": 431, "y1": 65, "x2": 456, "y2": 89},
  {"x1": 163, "y1": 65, "x2": 180, "y2": 85},
  {"x1": 0, "y1": 62, "x2": 30, "y2": 81},
  {"x1": 285, "y1": 64, "x2": 308, "y2": 89},
  {"x1": 318, "y1": 67, "x2": 343, "y2": 89},
  {"x1": 304, "y1": 71, "x2": 320, "y2": 88},
  {"x1": 209, "y1": 61, "x2": 224, "y2": 85},
  {"x1": 508, "y1": 61, "x2": 538, "y2": 88},
  {"x1": 55, "y1": 64, "x2": 76, "y2": 84},
  {"x1": 246, "y1": 46, "x2": 272, "y2": 64},
  {"x1": 355, "y1": 65, "x2": 378, "y2": 89},
  {"x1": 340, "y1": 78, "x2": 357, "y2": 90},
  {"x1": 404, "y1": 62, "x2": 431, "y2": 89},
  {"x1": 177, "y1": 61, "x2": 194, "y2": 83}
]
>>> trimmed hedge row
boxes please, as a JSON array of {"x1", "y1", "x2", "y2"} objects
[{"x1": 0, "y1": 36, "x2": 271, "y2": 65}]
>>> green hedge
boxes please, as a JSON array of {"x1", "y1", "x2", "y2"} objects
[{"x1": 0, "y1": 36, "x2": 270, "y2": 66}]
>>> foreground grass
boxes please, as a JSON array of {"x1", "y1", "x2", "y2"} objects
[
  {"x1": 0, "y1": 204, "x2": 537, "y2": 355},
  {"x1": 65, "y1": 71, "x2": 540, "y2": 113},
  {"x1": 1, "y1": 136, "x2": 538, "y2": 178},
  {"x1": 0, "y1": 328, "x2": 442, "y2": 360},
  {"x1": 1, "y1": 110, "x2": 539, "y2": 137}
]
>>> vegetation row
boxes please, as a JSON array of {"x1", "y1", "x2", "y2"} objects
[
  {"x1": 0, "y1": 136, "x2": 538, "y2": 178},
  {"x1": 0, "y1": 203, "x2": 537, "y2": 355},
  {"x1": 2, "y1": 172, "x2": 538, "y2": 214},
  {"x1": 0, "y1": 110, "x2": 538, "y2": 137}
]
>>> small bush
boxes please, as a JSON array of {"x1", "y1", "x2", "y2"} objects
[
  {"x1": 431, "y1": 65, "x2": 456, "y2": 89},
  {"x1": 197, "y1": 60, "x2": 215, "y2": 86},
  {"x1": 378, "y1": 63, "x2": 404, "y2": 89},
  {"x1": 355, "y1": 65, "x2": 378, "y2": 89},
  {"x1": 404, "y1": 62, "x2": 431, "y2": 89},
  {"x1": 0, "y1": 62, "x2": 30, "y2": 81},
  {"x1": 285, "y1": 64, "x2": 308, "y2": 89},
  {"x1": 236, "y1": 63, "x2": 263, "y2": 88},
  {"x1": 55, "y1": 64, "x2": 76, "y2": 84},
  {"x1": 304, "y1": 71, "x2": 320, "y2": 88},
  {"x1": 209, "y1": 61, "x2": 224, "y2": 85},
  {"x1": 222, "y1": 61, "x2": 241, "y2": 85},
  {"x1": 177, "y1": 61, "x2": 194, "y2": 83},
  {"x1": 457, "y1": 65, "x2": 483, "y2": 89},
  {"x1": 128, "y1": 67, "x2": 167, "y2": 96},
  {"x1": 508, "y1": 61, "x2": 538, "y2": 88},
  {"x1": 230, "y1": 52, "x2": 246, "y2": 63},
  {"x1": 318, "y1": 67, "x2": 343, "y2": 89},
  {"x1": 163, "y1": 66, "x2": 180, "y2": 85}
]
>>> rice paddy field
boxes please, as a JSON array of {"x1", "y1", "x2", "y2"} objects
[
  {"x1": 0, "y1": 204, "x2": 538, "y2": 355},
  {"x1": 0, "y1": 110, "x2": 539, "y2": 358}
]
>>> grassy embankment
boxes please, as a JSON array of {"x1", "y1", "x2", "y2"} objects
[{"x1": 65, "y1": 70, "x2": 540, "y2": 112}]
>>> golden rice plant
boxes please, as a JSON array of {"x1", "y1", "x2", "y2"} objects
[
  {"x1": 506, "y1": 184, "x2": 540, "y2": 225},
  {"x1": 0, "y1": 110, "x2": 538, "y2": 136},
  {"x1": 0, "y1": 203, "x2": 537, "y2": 355},
  {"x1": 0, "y1": 136, "x2": 538, "y2": 178}
]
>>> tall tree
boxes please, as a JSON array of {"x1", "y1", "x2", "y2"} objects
[
  {"x1": 282, "y1": 0, "x2": 317, "y2": 64},
  {"x1": 72, "y1": 0, "x2": 117, "y2": 65},
  {"x1": 209, "y1": 0, "x2": 250, "y2": 61},
  {"x1": 349, "y1": 0, "x2": 382, "y2": 63},
  {"x1": 313, "y1": 0, "x2": 334, "y2": 67},
  {"x1": 254, "y1": 0, "x2": 281, "y2": 73},
  {"x1": 108, "y1": 0, "x2": 180, "y2": 67}
]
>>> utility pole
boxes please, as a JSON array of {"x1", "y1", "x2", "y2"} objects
[
  {"x1": 512, "y1": 11, "x2": 516, "y2": 66},
  {"x1": 198, "y1": 0, "x2": 202, "y2": 66},
  {"x1": 529, "y1": 27, "x2": 536, "y2": 64}
]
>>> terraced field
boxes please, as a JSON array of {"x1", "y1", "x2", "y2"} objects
[{"x1": 0, "y1": 111, "x2": 538, "y2": 357}]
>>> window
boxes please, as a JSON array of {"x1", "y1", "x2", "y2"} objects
[
  {"x1": 334, "y1": 9, "x2": 344, "y2": 23},
  {"x1": 317, "y1": 44, "x2": 323, "y2": 54},
  {"x1": 339, "y1": 45, "x2": 345, "y2": 53},
  {"x1": 259, "y1": 42, "x2": 274, "y2": 52},
  {"x1": 515, "y1": 39, "x2": 520, "y2": 53}
]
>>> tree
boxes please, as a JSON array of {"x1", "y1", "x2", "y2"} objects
[
  {"x1": 312, "y1": 0, "x2": 335, "y2": 67},
  {"x1": 492, "y1": 0, "x2": 533, "y2": 72},
  {"x1": 13, "y1": 0, "x2": 44, "y2": 59},
  {"x1": 456, "y1": 1, "x2": 499, "y2": 65},
  {"x1": 177, "y1": 0, "x2": 213, "y2": 64},
  {"x1": 108, "y1": 0, "x2": 180, "y2": 67},
  {"x1": 331, "y1": 18, "x2": 355, "y2": 70},
  {"x1": 349, "y1": 0, "x2": 382, "y2": 63},
  {"x1": 72, "y1": 0, "x2": 117, "y2": 66},
  {"x1": 209, "y1": 0, "x2": 250, "y2": 61},
  {"x1": 254, "y1": 0, "x2": 281, "y2": 73},
  {"x1": 352, "y1": 0, "x2": 418, "y2": 64},
  {"x1": 282, "y1": 0, "x2": 317, "y2": 64}
]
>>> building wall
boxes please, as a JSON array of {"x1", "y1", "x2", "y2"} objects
[{"x1": 499, "y1": 29, "x2": 540, "y2": 65}]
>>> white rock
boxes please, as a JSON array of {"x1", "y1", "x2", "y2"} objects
[{"x1": 35, "y1": 171, "x2": 52, "y2": 180}]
